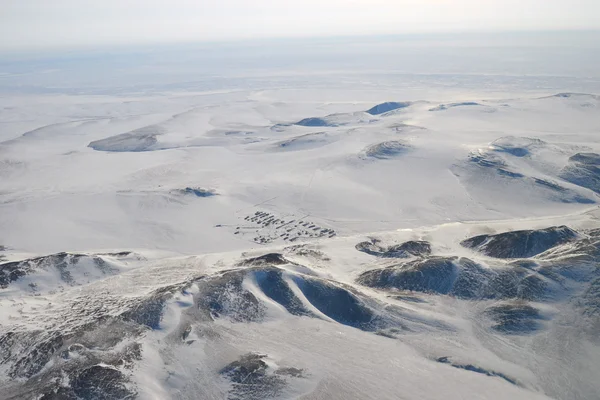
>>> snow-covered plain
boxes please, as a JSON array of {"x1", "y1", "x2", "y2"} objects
[{"x1": 1, "y1": 34, "x2": 600, "y2": 399}]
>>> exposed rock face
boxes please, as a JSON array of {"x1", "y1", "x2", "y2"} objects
[
  {"x1": 0, "y1": 252, "x2": 132, "y2": 291},
  {"x1": 1, "y1": 314, "x2": 145, "y2": 399},
  {"x1": 484, "y1": 303, "x2": 546, "y2": 334},
  {"x1": 220, "y1": 353, "x2": 304, "y2": 400},
  {"x1": 197, "y1": 265, "x2": 381, "y2": 331},
  {"x1": 356, "y1": 239, "x2": 431, "y2": 258},
  {"x1": 460, "y1": 226, "x2": 578, "y2": 259},
  {"x1": 357, "y1": 256, "x2": 553, "y2": 301},
  {"x1": 358, "y1": 256, "x2": 464, "y2": 295},
  {"x1": 242, "y1": 253, "x2": 290, "y2": 266},
  {"x1": 39, "y1": 364, "x2": 137, "y2": 400}
]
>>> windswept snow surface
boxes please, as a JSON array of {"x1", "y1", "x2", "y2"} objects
[{"x1": 1, "y1": 34, "x2": 600, "y2": 399}]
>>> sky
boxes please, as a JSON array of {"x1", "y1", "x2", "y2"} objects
[{"x1": 1, "y1": 0, "x2": 599, "y2": 51}]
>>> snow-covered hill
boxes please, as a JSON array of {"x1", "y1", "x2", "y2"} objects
[
  {"x1": 1, "y1": 209, "x2": 599, "y2": 399},
  {"x1": 1, "y1": 38, "x2": 600, "y2": 398},
  {"x1": 1, "y1": 92, "x2": 599, "y2": 255}
]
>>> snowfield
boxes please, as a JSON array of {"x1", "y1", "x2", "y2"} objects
[
  {"x1": 1, "y1": 91, "x2": 599, "y2": 255},
  {"x1": 1, "y1": 35, "x2": 600, "y2": 399}
]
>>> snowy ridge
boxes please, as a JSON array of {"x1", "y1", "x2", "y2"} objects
[{"x1": 1, "y1": 208, "x2": 599, "y2": 399}]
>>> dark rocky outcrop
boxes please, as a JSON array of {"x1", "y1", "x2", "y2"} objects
[
  {"x1": 358, "y1": 257, "x2": 488, "y2": 298},
  {"x1": 198, "y1": 265, "x2": 381, "y2": 330},
  {"x1": 242, "y1": 253, "x2": 290, "y2": 266},
  {"x1": 220, "y1": 353, "x2": 303, "y2": 400},
  {"x1": 292, "y1": 275, "x2": 375, "y2": 330},
  {"x1": 358, "y1": 257, "x2": 459, "y2": 294},
  {"x1": 358, "y1": 256, "x2": 550, "y2": 301},
  {"x1": 254, "y1": 269, "x2": 310, "y2": 316},
  {"x1": 355, "y1": 239, "x2": 431, "y2": 258},
  {"x1": 484, "y1": 303, "x2": 546, "y2": 334},
  {"x1": 39, "y1": 365, "x2": 136, "y2": 400},
  {"x1": 197, "y1": 270, "x2": 266, "y2": 323},
  {"x1": 460, "y1": 226, "x2": 578, "y2": 259},
  {"x1": 2, "y1": 321, "x2": 143, "y2": 399},
  {"x1": 0, "y1": 252, "x2": 124, "y2": 289}
]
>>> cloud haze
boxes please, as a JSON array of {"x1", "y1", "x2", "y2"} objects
[{"x1": 1, "y1": 0, "x2": 599, "y2": 50}]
